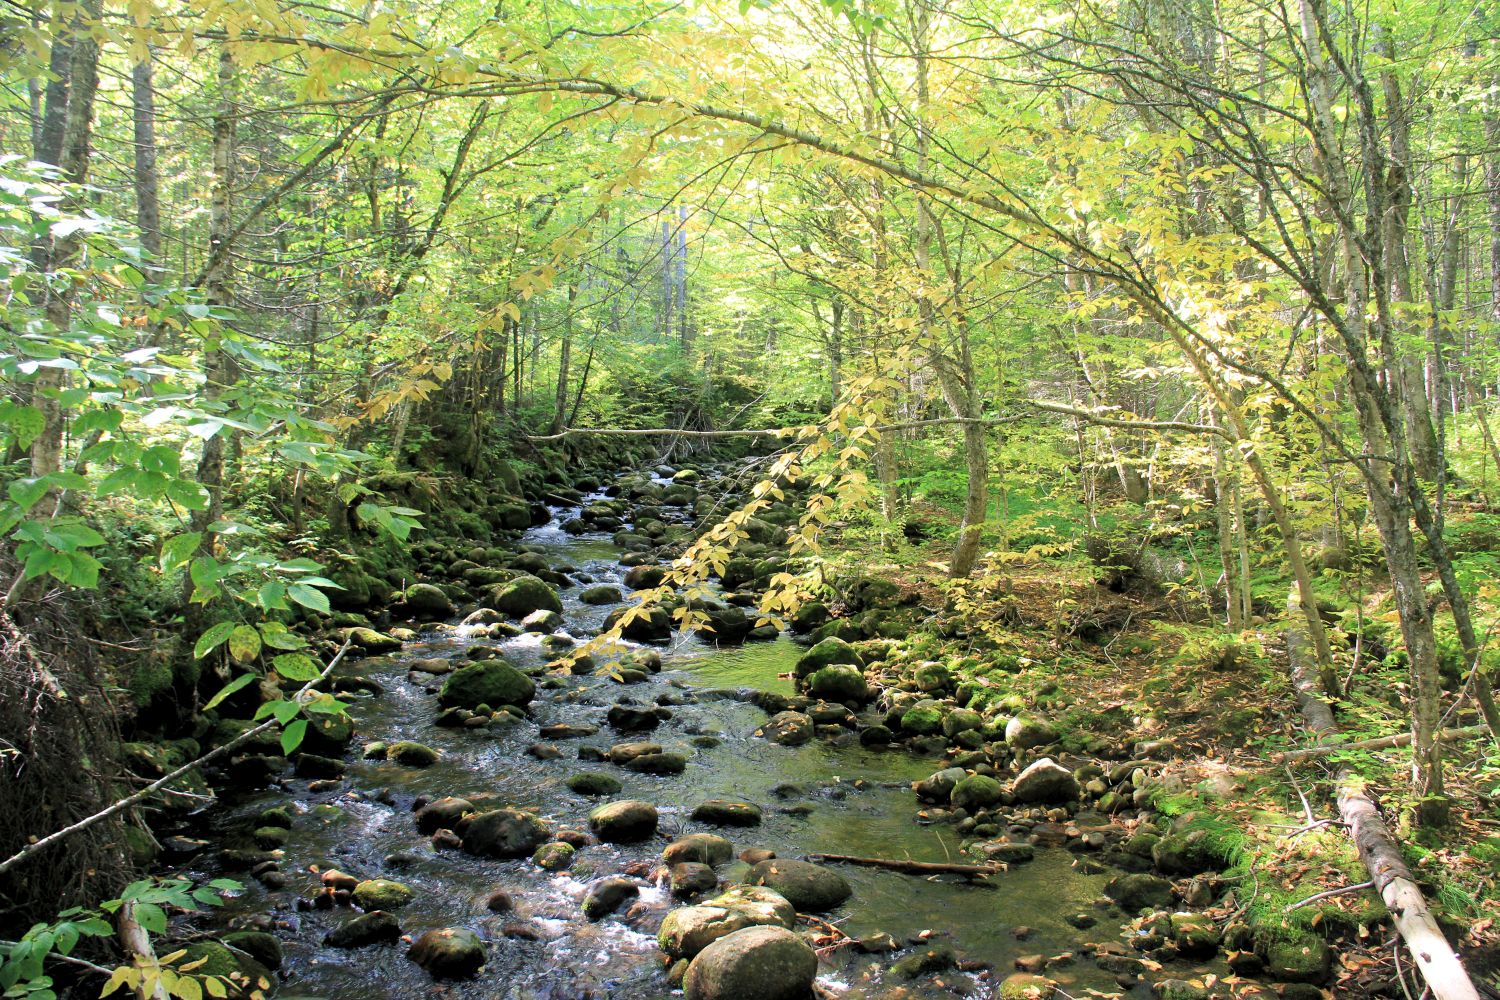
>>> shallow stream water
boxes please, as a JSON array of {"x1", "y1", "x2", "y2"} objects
[{"x1": 177, "y1": 489, "x2": 1163, "y2": 999}]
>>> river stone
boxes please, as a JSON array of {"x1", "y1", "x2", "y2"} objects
[
  {"x1": 324, "y1": 910, "x2": 401, "y2": 948},
  {"x1": 580, "y1": 584, "x2": 623, "y2": 605},
  {"x1": 1105, "y1": 873, "x2": 1174, "y2": 912},
  {"x1": 294, "y1": 753, "x2": 345, "y2": 779},
  {"x1": 942, "y1": 708, "x2": 983, "y2": 737},
  {"x1": 337, "y1": 627, "x2": 403, "y2": 654},
  {"x1": 950, "y1": 773, "x2": 1004, "y2": 809},
  {"x1": 671, "y1": 862, "x2": 718, "y2": 898},
  {"x1": 408, "y1": 927, "x2": 485, "y2": 979},
  {"x1": 691, "y1": 799, "x2": 763, "y2": 827},
  {"x1": 493, "y1": 575, "x2": 564, "y2": 617},
  {"x1": 998, "y1": 973, "x2": 1056, "y2": 999},
  {"x1": 461, "y1": 808, "x2": 550, "y2": 858},
  {"x1": 1170, "y1": 912, "x2": 1219, "y2": 957},
  {"x1": 683, "y1": 925, "x2": 817, "y2": 1000},
  {"x1": 747, "y1": 859, "x2": 851, "y2": 913},
  {"x1": 566, "y1": 772, "x2": 622, "y2": 796},
  {"x1": 604, "y1": 605, "x2": 673, "y2": 643},
  {"x1": 624, "y1": 750, "x2": 687, "y2": 774},
  {"x1": 588, "y1": 800, "x2": 658, "y2": 842},
  {"x1": 521, "y1": 609, "x2": 563, "y2": 632},
  {"x1": 757, "y1": 711, "x2": 813, "y2": 746},
  {"x1": 624, "y1": 564, "x2": 666, "y2": 589},
  {"x1": 178, "y1": 941, "x2": 272, "y2": 994},
  {"x1": 438, "y1": 660, "x2": 535, "y2": 709},
  {"x1": 582, "y1": 876, "x2": 640, "y2": 920},
  {"x1": 1152, "y1": 981, "x2": 1209, "y2": 1000},
  {"x1": 657, "y1": 887, "x2": 797, "y2": 960},
  {"x1": 352, "y1": 878, "x2": 415, "y2": 910},
  {"x1": 1152, "y1": 829, "x2": 1223, "y2": 876},
  {"x1": 532, "y1": 841, "x2": 575, "y2": 870},
  {"x1": 1005, "y1": 716, "x2": 1059, "y2": 749},
  {"x1": 794, "y1": 637, "x2": 863, "y2": 678},
  {"x1": 221, "y1": 930, "x2": 282, "y2": 971},
  {"x1": 806, "y1": 665, "x2": 869, "y2": 703},
  {"x1": 914, "y1": 767, "x2": 967, "y2": 802},
  {"x1": 415, "y1": 796, "x2": 474, "y2": 833},
  {"x1": 385, "y1": 740, "x2": 439, "y2": 767},
  {"x1": 605, "y1": 740, "x2": 661, "y2": 763},
  {"x1": 608, "y1": 703, "x2": 667, "y2": 732},
  {"x1": 664, "y1": 833, "x2": 735, "y2": 867},
  {"x1": 900, "y1": 703, "x2": 944, "y2": 735},
  {"x1": 397, "y1": 583, "x2": 455, "y2": 621},
  {"x1": 1012, "y1": 757, "x2": 1080, "y2": 803},
  {"x1": 1263, "y1": 935, "x2": 1331, "y2": 983}
]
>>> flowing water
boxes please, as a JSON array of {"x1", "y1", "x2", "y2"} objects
[{"x1": 177, "y1": 489, "x2": 1160, "y2": 999}]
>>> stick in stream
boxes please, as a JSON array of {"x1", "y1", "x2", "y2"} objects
[
  {"x1": 804, "y1": 853, "x2": 1004, "y2": 879},
  {"x1": 0, "y1": 637, "x2": 354, "y2": 879}
]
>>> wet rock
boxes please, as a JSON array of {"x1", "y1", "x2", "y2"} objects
[
  {"x1": 671, "y1": 862, "x2": 718, "y2": 898},
  {"x1": 1105, "y1": 873, "x2": 1174, "y2": 912},
  {"x1": 747, "y1": 859, "x2": 851, "y2": 913},
  {"x1": 1012, "y1": 758, "x2": 1080, "y2": 803},
  {"x1": 757, "y1": 711, "x2": 813, "y2": 746},
  {"x1": 541, "y1": 722, "x2": 599, "y2": 739},
  {"x1": 1169, "y1": 912, "x2": 1219, "y2": 957},
  {"x1": 221, "y1": 931, "x2": 282, "y2": 971},
  {"x1": 556, "y1": 828, "x2": 592, "y2": 848},
  {"x1": 806, "y1": 665, "x2": 869, "y2": 703},
  {"x1": 408, "y1": 927, "x2": 485, "y2": 979},
  {"x1": 859, "y1": 724, "x2": 892, "y2": 745},
  {"x1": 608, "y1": 703, "x2": 669, "y2": 732},
  {"x1": 320, "y1": 869, "x2": 359, "y2": 892},
  {"x1": 352, "y1": 878, "x2": 414, "y2": 910},
  {"x1": 438, "y1": 660, "x2": 535, "y2": 709},
  {"x1": 582, "y1": 876, "x2": 640, "y2": 920},
  {"x1": 604, "y1": 605, "x2": 672, "y2": 643},
  {"x1": 691, "y1": 799, "x2": 763, "y2": 827},
  {"x1": 683, "y1": 925, "x2": 817, "y2": 1000},
  {"x1": 484, "y1": 889, "x2": 514, "y2": 912},
  {"x1": 461, "y1": 808, "x2": 550, "y2": 858},
  {"x1": 337, "y1": 627, "x2": 403, "y2": 654},
  {"x1": 588, "y1": 799, "x2": 658, "y2": 842},
  {"x1": 1262, "y1": 935, "x2": 1331, "y2": 984},
  {"x1": 794, "y1": 637, "x2": 863, "y2": 679},
  {"x1": 605, "y1": 741, "x2": 661, "y2": 764},
  {"x1": 178, "y1": 941, "x2": 272, "y2": 996},
  {"x1": 914, "y1": 766, "x2": 967, "y2": 802},
  {"x1": 385, "y1": 740, "x2": 439, "y2": 766},
  {"x1": 293, "y1": 753, "x2": 345, "y2": 779},
  {"x1": 324, "y1": 910, "x2": 401, "y2": 948},
  {"x1": 533, "y1": 841, "x2": 575, "y2": 871},
  {"x1": 461, "y1": 608, "x2": 504, "y2": 626},
  {"x1": 664, "y1": 833, "x2": 734, "y2": 867},
  {"x1": 526, "y1": 743, "x2": 563, "y2": 760},
  {"x1": 624, "y1": 564, "x2": 666, "y2": 589},
  {"x1": 950, "y1": 774, "x2": 1004, "y2": 810},
  {"x1": 492, "y1": 575, "x2": 564, "y2": 617},
  {"x1": 1152, "y1": 981, "x2": 1209, "y2": 1000},
  {"x1": 942, "y1": 708, "x2": 983, "y2": 737},
  {"x1": 580, "y1": 584, "x2": 623, "y2": 605},
  {"x1": 415, "y1": 796, "x2": 474, "y2": 833},
  {"x1": 980, "y1": 842, "x2": 1035, "y2": 864},
  {"x1": 901, "y1": 702, "x2": 945, "y2": 735},
  {"x1": 566, "y1": 772, "x2": 623, "y2": 796},
  {"x1": 657, "y1": 886, "x2": 797, "y2": 960},
  {"x1": 521, "y1": 609, "x2": 563, "y2": 632},
  {"x1": 891, "y1": 942, "x2": 956, "y2": 978},
  {"x1": 1005, "y1": 716, "x2": 1059, "y2": 749},
  {"x1": 623, "y1": 750, "x2": 688, "y2": 774},
  {"x1": 396, "y1": 583, "x2": 456, "y2": 621},
  {"x1": 253, "y1": 826, "x2": 288, "y2": 848},
  {"x1": 997, "y1": 973, "x2": 1056, "y2": 999}
]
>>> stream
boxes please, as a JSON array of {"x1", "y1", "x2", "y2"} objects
[{"x1": 174, "y1": 480, "x2": 1177, "y2": 1000}]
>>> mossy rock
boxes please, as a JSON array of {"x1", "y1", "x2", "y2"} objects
[
  {"x1": 805, "y1": 664, "x2": 869, "y2": 702},
  {"x1": 490, "y1": 575, "x2": 563, "y2": 617},
  {"x1": 438, "y1": 660, "x2": 535, "y2": 709},
  {"x1": 337, "y1": 627, "x2": 403, "y2": 654},
  {"x1": 794, "y1": 637, "x2": 864, "y2": 679},
  {"x1": 900, "y1": 703, "x2": 944, "y2": 735},
  {"x1": 386, "y1": 740, "x2": 439, "y2": 766},
  {"x1": 353, "y1": 878, "x2": 415, "y2": 910}
]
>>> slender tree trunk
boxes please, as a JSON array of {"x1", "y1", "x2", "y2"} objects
[
  {"x1": 131, "y1": 52, "x2": 162, "y2": 287},
  {"x1": 552, "y1": 283, "x2": 576, "y2": 434}
]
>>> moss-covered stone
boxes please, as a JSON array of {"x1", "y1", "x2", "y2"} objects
[
  {"x1": 438, "y1": 660, "x2": 535, "y2": 709},
  {"x1": 794, "y1": 637, "x2": 864, "y2": 679},
  {"x1": 353, "y1": 878, "x2": 415, "y2": 910}
]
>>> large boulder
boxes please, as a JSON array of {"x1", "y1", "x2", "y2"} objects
[
  {"x1": 747, "y1": 859, "x2": 851, "y2": 913},
  {"x1": 604, "y1": 605, "x2": 673, "y2": 644},
  {"x1": 438, "y1": 660, "x2": 535, "y2": 710},
  {"x1": 460, "y1": 808, "x2": 549, "y2": 858},
  {"x1": 805, "y1": 665, "x2": 869, "y2": 703},
  {"x1": 582, "y1": 876, "x2": 640, "y2": 920},
  {"x1": 691, "y1": 799, "x2": 762, "y2": 827},
  {"x1": 587, "y1": 800, "x2": 658, "y2": 842},
  {"x1": 950, "y1": 773, "x2": 1004, "y2": 810},
  {"x1": 1104, "y1": 873, "x2": 1174, "y2": 912},
  {"x1": 492, "y1": 575, "x2": 563, "y2": 617},
  {"x1": 1011, "y1": 757, "x2": 1080, "y2": 804},
  {"x1": 1005, "y1": 716, "x2": 1059, "y2": 749},
  {"x1": 794, "y1": 637, "x2": 863, "y2": 679},
  {"x1": 657, "y1": 886, "x2": 797, "y2": 960},
  {"x1": 683, "y1": 926, "x2": 818, "y2": 1000},
  {"x1": 1152, "y1": 829, "x2": 1225, "y2": 877},
  {"x1": 664, "y1": 833, "x2": 735, "y2": 867},
  {"x1": 415, "y1": 796, "x2": 473, "y2": 833},
  {"x1": 407, "y1": 927, "x2": 485, "y2": 979},
  {"x1": 395, "y1": 583, "x2": 455, "y2": 621}
]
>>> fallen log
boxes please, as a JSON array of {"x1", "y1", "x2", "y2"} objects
[
  {"x1": 1275, "y1": 725, "x2": 1486, "y2": 762},
  {"x1": 804, "y1": 853, "x2": 1003, "y2": 879},
  {"x1": 1281, "y1": 599, "x2": 1481, "y2": 1000}
]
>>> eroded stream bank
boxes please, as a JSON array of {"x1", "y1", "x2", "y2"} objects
[{"x1": 144, "y1": 467, "x2": 1318, "y2": 1000}]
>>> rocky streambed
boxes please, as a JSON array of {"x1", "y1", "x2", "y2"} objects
[{"x1": 145, "y1": 470, "x2": 1322, "y2": 1000}]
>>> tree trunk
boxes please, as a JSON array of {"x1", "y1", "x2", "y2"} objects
[
  {"x1": 552, "y1": 282, "x2": 576, "y2": 434},
  {"x1": 131, "y1": 52, "x2": 162, "y2": 289}
]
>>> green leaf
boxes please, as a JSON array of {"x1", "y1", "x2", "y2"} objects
[
  {"x1": 96, "y1": 467, "x2": 138, "y2": 497},
  {"x1": 228, "y1": 625, "x2": 262, "y2": 664},
  {"x1": 8, "y1": 405, "x2": 44, "y2": 448},
  {"x1": 7, "y1": 478, "x2": 48, "y2": 512},
  {"x1": 133, "y1": 902, "x2": 166, "y2": 934},
  {"x1": 167, "y1": 479, "x2": 210, "y2": 510},
  {"x1": 193, "y1": 621, "x2": 236, "y2": 659},
  {"x1": 202, "y1": 672, "x2": 256, "y2": 710},
  {"x1": 280, "y1": 719, "x2": 307, "y2": 755},
  {"x1": 271, "y1": 652, "x2": 321, "y2": 682},
  {"x1": 160, "y1": 532, "x2": 203, "y2": 572},
  {"x1": 286, "y1": 582, "x2": 330, "y2": 614}
]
